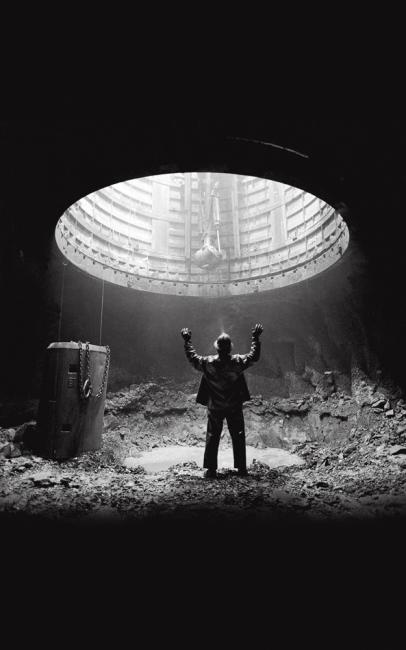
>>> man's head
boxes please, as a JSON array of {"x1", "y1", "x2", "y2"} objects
[{"x1": 214, "y1": 332, "x2": 232, "y2": 355}]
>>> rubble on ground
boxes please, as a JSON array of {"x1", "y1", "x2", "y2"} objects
[{"x1": 1, "y1": 377, "x2": 406, "y2": 523}]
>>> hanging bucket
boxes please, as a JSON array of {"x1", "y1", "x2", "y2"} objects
[{"x1": 35, "y1": 342, "x2": 110, "y2": 460}]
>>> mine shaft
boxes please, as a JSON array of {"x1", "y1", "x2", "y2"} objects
[{"x1": 1, "y1": 127, "x2": 406, "y2": 549}]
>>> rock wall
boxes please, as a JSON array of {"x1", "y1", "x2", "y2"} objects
[
  {"x1": 70, "y1": 241, "x2": 393, "y2": 401},
  {"x1": 99, "y1": 375, "x2": 406, "y2": 454},
  {"x1": 3, "y1": 373, "x2": 406, "y2": 462},
  {"x1": 2, "y1": 237, "x2": 404, "y2": 409}
]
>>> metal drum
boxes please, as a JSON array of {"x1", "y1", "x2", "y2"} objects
[{"x1": 36, "y1": 342, "x2": 110, "y2": 460}]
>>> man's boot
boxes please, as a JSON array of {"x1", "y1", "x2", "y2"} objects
[
  {"x1": 204, "y1": 469, "x2": 217, "y2": 479},
  {"x1": 237, "y1": 468, "x2": 248, "y2": 477}
]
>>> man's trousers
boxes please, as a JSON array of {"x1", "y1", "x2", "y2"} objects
[{"x1": 203, "y1": 406, "x2": 247, "y2": 471}]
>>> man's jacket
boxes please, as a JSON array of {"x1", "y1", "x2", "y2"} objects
[{"x1": 184, "y1": 337, "x2": 261, "y2": 410}]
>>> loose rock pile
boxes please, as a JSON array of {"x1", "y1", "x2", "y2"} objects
[{"x1": 1, "y1": 377, "x2": 406, "y2": 523}]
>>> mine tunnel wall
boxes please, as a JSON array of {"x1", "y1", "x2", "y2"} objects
[
  {"x1": 0, "y1": 235, "x2": 396, "y2": 407},
  {"x1": 46, "y1": 240, "x2": 383, "y2": 398},
  {"x1": 1, "y1": 119, "x2": 406, "y2": 426}
]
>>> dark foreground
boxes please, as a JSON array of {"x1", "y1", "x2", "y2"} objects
[
  {"x1": 2, "y1": 458, "x2": 405, "y2": 644},
  {"x1": 2, "y1": 380, "x2": 406, "y2": 622}
]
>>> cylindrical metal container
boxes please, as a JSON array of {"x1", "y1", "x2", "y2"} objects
[{"x1": 36, "y1": 342, "x2": 110, "y2": 460}]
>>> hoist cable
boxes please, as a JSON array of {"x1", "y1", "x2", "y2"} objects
[
  {"x1": 57, "y1": 261, "x2": 68, "y2": 342},
  {"x1": 54, "y1": 261, "x2": 68, "y2": 400},
  {"x1": 99, "y1": 272, "x2": 105, "y2": 346}
]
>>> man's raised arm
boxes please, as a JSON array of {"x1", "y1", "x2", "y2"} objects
[
  {"x1": 181, "y1": 328, "x2": 205, "y2": 372},
  {"x1": 240, "y1": 323, "x2": 263, "y2": 368}
]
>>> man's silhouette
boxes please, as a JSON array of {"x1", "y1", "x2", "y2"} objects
[{"x1": 181, "y1": 324, "x2": 263, "y2": 478}]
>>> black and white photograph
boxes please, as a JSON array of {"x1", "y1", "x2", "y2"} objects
[{"x1": 1, "y1": 119, "x2": 405, "y2": 622}]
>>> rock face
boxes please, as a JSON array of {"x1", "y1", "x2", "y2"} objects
[
  {"x1": 0, "y1": 442, "x2": 22, "y2": 458},
  {"x1": 99, "y1": 376, "x2": 406, "y2": 453},
  {"x1": 2, "y1": 373, "x2": 405, "y2": 467},
  {"x1": 103, "y1": 414, "x2": 120, "y2": 431},
  {"x1": 2, "y1": 375, "x2": 406, "y2": 526}
]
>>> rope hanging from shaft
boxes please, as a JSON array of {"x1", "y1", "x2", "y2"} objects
[
  {"x1": 57, "y1": 261, "x2": 68, "y2": 341},
  {"x1": 99, "y1": 272, "x2": 105, "y2": 346}
]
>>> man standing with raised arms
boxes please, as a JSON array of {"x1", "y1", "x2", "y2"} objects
[{"x1": 181, "y1": 324, "x2": 263, "y2": 478}]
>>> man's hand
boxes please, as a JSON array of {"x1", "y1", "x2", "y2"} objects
[
  {"x1": 252, "y1": 323, "x2": 263, "y2": 339},
  {"x1": 181, "y1": 328, "x2": 192, "y2": 341}
]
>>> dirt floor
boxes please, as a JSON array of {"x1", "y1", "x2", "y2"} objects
[{"x1": 2, "y1": 378, "x2": 406, "y2": 528}]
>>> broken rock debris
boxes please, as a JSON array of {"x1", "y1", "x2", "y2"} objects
[{"x1": 1, "y1": 377, "x2": 406, "y2": 521}]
